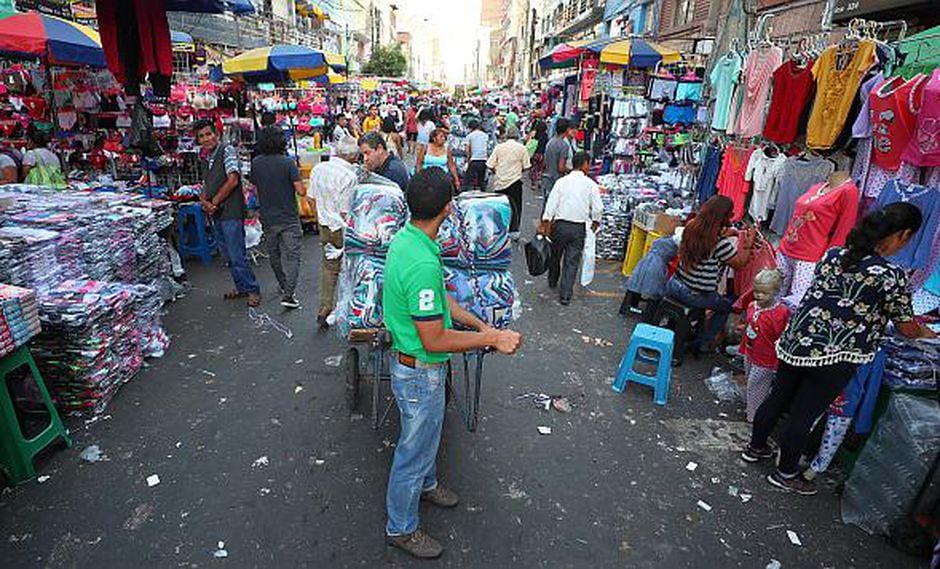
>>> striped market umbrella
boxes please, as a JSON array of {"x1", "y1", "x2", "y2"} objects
[
  {"x1": 223, "y1": 44, "x2": 328, "y2": 83},
  {"x1": 171, "y1": 30, "x2": 195, "y2": 53},
  {"x1": 0, "y1": 11, "x2": 105, "y2": 67},
  {"x1": 591, "y1": 37, "x2": 681, "y2": 68}
]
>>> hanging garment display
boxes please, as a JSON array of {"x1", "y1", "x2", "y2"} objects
[
  {"x1": 96, "y1": 0, "x2": 173, "y2": 96},
  {"x1": 735, "y1": 45, "x2": 784, "y2": 138},
  {"x1": 806, "y1": 40, "x2": 877, "y2": 150},
  {"x1": 695, "y1": 144, "x2": 722, "y2": 204},
  {"x1": 869, "y1": 73, "x2": 927, "y2": 171},
  {"x1": 763, "y1": 59, "x2": 816, "y2": 144},
  {"x1": 715, "y1": 145, "x2": 753, "y2": 221},
  {"x1": 778, "y1": 179, "x2": 860, "y2": 263},
  {"x1": 874, "y1": 180, "x2": 940, "y2": 270},
  {"x1": 769, "y1": 157, "x2": 836, "y2": 235},
  {"x1": 902, "y1": 68, "x2": 940, "y2": 167},
  {"x1": 744, "y1": 147, "x2": 786, "y2": 222},
  {"x1": 709, "y1": 52, "x2": 743, "y2": 131},
  {"x1": 851, "y1": 71, "x2": 885, "y2": 138}
]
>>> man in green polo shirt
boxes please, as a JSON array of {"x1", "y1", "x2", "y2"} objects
[{"x1": 383, "y1": 168, "x2": 522, "y2": 559}]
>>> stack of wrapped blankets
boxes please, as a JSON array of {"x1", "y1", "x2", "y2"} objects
[
  {"x1": 0, "y1": 284, "x2": 41, "y2": 358},
  {"x1": 335, "y1": 186, "x2": 520, "y2": 337},
  {"x1": 31, "y1": 280, "x2": 141, "y2": 414},
  {"x1": 334, "y1": 179, "x2": 407, "y2": 337},
  {"x1": 439, "y1": 192, "x2": 519, "y2": 329}
]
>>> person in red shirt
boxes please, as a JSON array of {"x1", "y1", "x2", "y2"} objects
[
  {"x1": 739, "y1": 269, "x2": 790, "y2": 422},
  {"x1": 405, "y1": 106, "x2": 419, "y2": 155}
]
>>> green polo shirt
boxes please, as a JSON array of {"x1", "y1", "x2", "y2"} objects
[{"x1": 383, "y1": 222, "x2": 453, "y2": 363}]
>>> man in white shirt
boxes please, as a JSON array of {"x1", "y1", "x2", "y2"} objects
[
  {"x1": 463, "y1": 119, "x2": 490, "y2": 190},
  {"x1": 308, "y1": 136, "x2": 360, "y2": 329},
  {"x1": 540, "y1": 151, "x2": 603, "y2": 305},
  {"x1": 485, "y1": 125, "x2": 530, "y2": 240},
  {"x1": 332, "y1": 115, "x2": 352, "y2": 144}
]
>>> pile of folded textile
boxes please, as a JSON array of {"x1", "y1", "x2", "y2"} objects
[
  {"x1": 0, "y1": 284, "x2": 41, "y2": 358},
  {"x1": 31, "y1": 280, "x2": 141, "y2": 414}
]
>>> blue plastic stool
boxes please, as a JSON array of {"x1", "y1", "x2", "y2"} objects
[
  {"x1": 612, "y1": 323, "x2": 674, "y2": 406},
  {"x1": 177, "y1": 203, "x2": 217, "y2": 265}
]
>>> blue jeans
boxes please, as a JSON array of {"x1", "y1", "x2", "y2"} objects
[
  {"x1": 665, "y1": 277, "x2": 734, "y2": 349},
  {"x1": 212, "y1": 218, "x2": 259, "y2": 294},
  {"x1": 386, "y1": 357, "x2": 447, "y2": 536}
]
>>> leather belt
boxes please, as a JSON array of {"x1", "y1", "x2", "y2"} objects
[{"x1": 395, "y1": 352, "x2": 446, "y2": 369}]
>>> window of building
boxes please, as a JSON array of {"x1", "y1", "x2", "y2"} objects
[{"x1": 674, "y1": 0, "x2": 694, "y2": 27}]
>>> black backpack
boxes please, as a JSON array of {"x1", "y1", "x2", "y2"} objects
[{"x1": 524, "y1": 235, "x2": 552, "y2": 277}]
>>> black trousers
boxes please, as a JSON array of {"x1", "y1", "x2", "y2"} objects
[
  {"x1": 750, "y1": 360, "x2": 857, "y2": 476},
  {"x1": 496, "y1": 179, "x2": 523, "y2": 232},
  {"x1": 464, "y1": 160, "x2": 487, "y2": 190},
  {"x1": 548, "y1": 220, "x2": 585, "y2": 302}
]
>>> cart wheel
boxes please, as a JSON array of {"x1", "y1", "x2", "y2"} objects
[{"x1": 345, "y1": 347, "x2": 360, "y2": 411}]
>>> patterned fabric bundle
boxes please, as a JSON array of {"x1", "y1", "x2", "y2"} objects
[
  {"x1": 334, "y1": 255, "x2": 385, "y2": 338},
  {"x1": 0, "y1": 284, "x2": 41, "y2": 358},
  {"x1": 438, "y1": 192, "x2": 511, "y2": 270},
  {"x1": 444, "y1": 267, "x2": 518, "y2": 329},
  {"x1": 344, "y1": 182, "x2": 407, "y2": 257},
  {"x1": 880, "y1": 335, "x2": 940, "y2": 391}
]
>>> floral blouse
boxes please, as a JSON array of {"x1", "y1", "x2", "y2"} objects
[{"x1": 777, "y1": 248, "x2": 914, "y2": 367}]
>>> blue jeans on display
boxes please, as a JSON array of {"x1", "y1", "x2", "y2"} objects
[
  {"x1": 212, "y1": 218, "x2": 260, "y2": 294},
  {"x1": 666, "y1": 277, "x2": 734, "y2": 349},
  {"x1": 386, "y1": 357, "x2": 447, "y2": 536}
]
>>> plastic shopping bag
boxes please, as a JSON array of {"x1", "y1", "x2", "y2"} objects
[
  {"x1": 524, "y1": 234, "x2": 552, "y2": 277},
  {"x1": 580, "y1": 225, "x2": 596, "y2": 287}
]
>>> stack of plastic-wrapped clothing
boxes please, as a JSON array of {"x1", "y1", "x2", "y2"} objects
[
  {"x1": 439, "y1": 192, "x2": 519, "y2": 329},
  {"x1": 31, "y1": 279, "x2": 141, "y2": 414},
  {"x1": 0, "y1": 226, "x2": 61, "y2": 291},
  {"x1": 881, "y1": 335, "x2": 940, "y2": 391},
  {"x1": 593, "y1": 173, "x2": 686, "y2": 260},
  {"x1": 334, "y1": 177, "x2": 407, "y2": 337},
  {"x1": 0, "y1": 284, "x2": 41, "y2": 358}
]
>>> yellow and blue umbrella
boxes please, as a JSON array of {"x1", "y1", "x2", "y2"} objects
[
  {"x1": 325, "y1": 51, "x2": 346, "y2": 72},
  {"x1": 592, "y1": 37, "x2": 680, "y2": 68},
  {"x1": 0, "y1": 11, "x2": 105, "y2": 67},
  {"x1": 171, "y1": 30, "x2": 195, "y2": 53},
  {"x1": 223, "y1": 44, "x2": 328, "y2": 83}
]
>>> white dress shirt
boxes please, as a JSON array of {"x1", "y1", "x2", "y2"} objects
[
  {"x1": 542, "y1": 170, "x2": 604, "y2": 224},
  {"x1": 307, "y1": 157, "x2": 358, "y2": 232}
]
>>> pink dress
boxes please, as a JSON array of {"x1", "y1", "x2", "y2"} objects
[
  {"x1": 902, "y1": 69, "x2": 940, "y2": 167},
  {"x1": 735, "y1": 46, "x2": 784, "y2": 137}
]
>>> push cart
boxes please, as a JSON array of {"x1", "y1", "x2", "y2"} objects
[{"x1": 344, "y1": 327, "x2": 490, "y2": 432}]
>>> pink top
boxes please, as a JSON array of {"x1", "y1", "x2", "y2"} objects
[
  {"x1": 902, "y1": 69, "x2": 940, "y2": 167},
  {"x1": 779, "y1": 180, "x2": 860, "y2": 263},
  {"x1": 736, "y1": 45, "x2": 784, "y2": 137},
  {"x1": 869, "y1": 74, "x2": 926, "y2": 171},
  {"x1": 716, "y1": 145, "x2": 754, "y2": 222}
]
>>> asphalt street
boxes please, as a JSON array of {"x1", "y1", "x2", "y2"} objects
[{"x1": 0, "y1": 181, "x2": 921, "y2": 568}]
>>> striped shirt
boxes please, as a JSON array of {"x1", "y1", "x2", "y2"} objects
[{"x1": 677, "y1": 237, "x2": 737, "y2": 293}]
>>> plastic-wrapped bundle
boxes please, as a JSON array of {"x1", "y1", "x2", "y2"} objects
[
  {"x1": 333, "y1": 255, "x2": 385, "y2": 338},
  {"x1": 132, "y1": 283, "x2": 170, "y2": 358},
  {"x1": 344, "y1": 182, "x2": 407, "y2": 257},
  {"x1": 0, "y1": 226, "x2": 61, "y2": 291},
  {"x1": 444, "y1": 267, "x2": 519, "y2": 329},
  {"x1": 438, "y1": 192, "x2": 511, "y2": 270},
  {"x1": 0, "y1": 284, "x2": 41, "y2": 358},
  {"x1": 842, "y1": 394, "x2": 940, "y2": 535}
]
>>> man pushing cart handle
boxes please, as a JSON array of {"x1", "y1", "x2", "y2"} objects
[{"x1": 382, "y1": 168, "x2": 522, "y2": 559}]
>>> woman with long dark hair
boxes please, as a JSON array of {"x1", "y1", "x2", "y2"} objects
[
  {"x1": 742, "y1": 203, "x2": 935, "y2": 495},
  {"x1": 666, "y1": 195, "x2": 755, "y2": 353}
]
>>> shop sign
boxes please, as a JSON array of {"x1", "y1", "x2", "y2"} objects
[
  {"x1": 832, "y1": 0, "x2": 927, "y2": 20},
  {"x1": 15, "y1": 0, "x2": 72, "y2": 18}
]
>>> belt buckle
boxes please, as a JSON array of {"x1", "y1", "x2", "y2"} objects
[{"x1": 397, "y1": 352, "x2": 417, "y2": 368}]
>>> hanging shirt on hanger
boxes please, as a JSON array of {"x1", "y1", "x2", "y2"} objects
[
  {"x1": 709, "y1": 52, "x2": 743, "y2": 131},
  {"x1": 769, "y1": 157, "x2": 836, "y2": 235},
  {"x1": 902, "y1": 69, "x2": 940, "y2": 168},
  {"x1": 869, "y1": 73, "x2": 927, "y2": 171},
  {"x1": 763, "y1": 59, "x2": 816, "y2": 145},
  {"x1": 696, "y1": 144, "x2": 723, "y2": 205},
  {"x1": 716, "y1": 144, "x2": 754, "y2": 221},
  {"x1": 874, "y1": 180, "x2": 940, "y2": 270},
  {"x1": 735, "y1": 45, "x2": 784, "y2": 138},
  {"x1": 778, "y1": 179, "x2": 860, "y2": 263},
  {"x1": 745, "y1": 148, "x2": 786, "y2": 222},
  {"x1": 851, "y1": 72, "x2": 885, "y2": 139},
  {"x1": 806, "y1": 40, "x2": 877, "y2": 150}
]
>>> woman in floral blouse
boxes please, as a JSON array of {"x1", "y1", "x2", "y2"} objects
[{"x1": 741, "y1": 202, "x2": 936, "y2": 495}]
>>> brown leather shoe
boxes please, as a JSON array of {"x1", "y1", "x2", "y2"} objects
[
  {"x1": 386, "y1": 529, "x2": 444, "y2": 559},
  {"x1": 421, "y1": 485, "x2": 459, "y2": 508}
]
